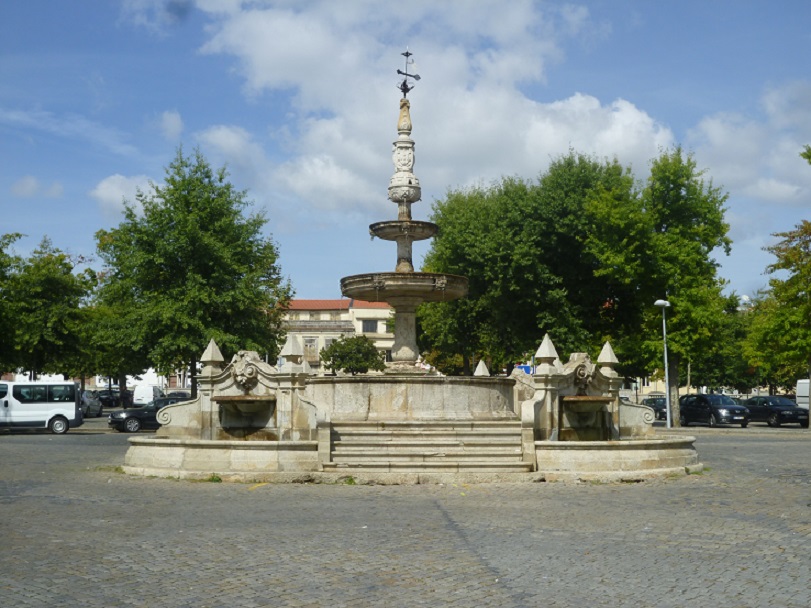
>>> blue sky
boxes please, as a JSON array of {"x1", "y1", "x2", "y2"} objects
[{"x1": 2, "y1": 0, "x2": 810, "y2": 300}]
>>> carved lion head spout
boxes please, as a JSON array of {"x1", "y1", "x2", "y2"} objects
[{"x1": 230, "y1": 350, "x2": 262, "y2": 391}]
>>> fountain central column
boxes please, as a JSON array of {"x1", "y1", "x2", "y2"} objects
[{"x1": 340, "y1": 53, "x2": 468, "y2": 373}]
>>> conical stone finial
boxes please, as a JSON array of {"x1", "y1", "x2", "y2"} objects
[
  {"x1": 200, "y1": 339, "x2": 225, "y2": 376},
  {"x1": 474, "y1": 360, "x2": 490, "y2": 377},
  {"x1": 534, "y1": 334, "x2": 559, "y2": 363}
]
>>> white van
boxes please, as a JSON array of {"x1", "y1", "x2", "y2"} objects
[
  {"x1": 0, "y1": 381, "x2": 84, "y2": 434},
  {"x1": 132, "y1": 384, "x2": 164, "y2": 407},
  {"x1": 796, "y1": 379, "x2": 809, "y2": 410}
]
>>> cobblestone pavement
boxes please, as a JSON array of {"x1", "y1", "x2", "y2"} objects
[{"x1": 1, "y1": 426, "x2": 809, "y2": 607}]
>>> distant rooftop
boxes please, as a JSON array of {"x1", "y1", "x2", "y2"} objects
[{"x1": 286, "y1": 299, "x2": 391, "y2": 311}]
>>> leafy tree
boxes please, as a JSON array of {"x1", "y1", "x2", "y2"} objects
[
  {"x1": 0, "y1": 233, "x2": 23, "y2": 371},
  {"x1": 743, "y1": 291, "x2": 805, "y2": 392},
  {"x1": 320, "y1": 335, "x2": 386, "y2": 375},
  {"x1": 586, "y1": 147, "x2": 731, "y2": 422},
  {"x1": 4, "y1": 238, "x2": 95, "y2": 378},
  {"x1": 420, "y1": 153, "x2": 634, "y2": 373},
  {"x1": 95, "y1": 148, "x2": 292, "y2": 396},
  {"x1": 759, "y1": 219, "x2": 811, "y2": 379},
  {"x1": 687, "y1": 294, "x2": 757, "y2": 393}
]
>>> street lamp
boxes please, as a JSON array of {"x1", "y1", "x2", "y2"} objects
[{"x1": 654, "y1": 299, "x2": 672, "y2": 428}]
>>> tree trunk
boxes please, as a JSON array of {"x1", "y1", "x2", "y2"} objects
[
  {"x1": 190, "y1": 355, "x2": 198, "y2": 399},
  {"x1": 118, "y1": 373, "x2": 127, "y2": 408},
  {"x1": 669, "y1": 356, "x2": 681, "y2": 427}
]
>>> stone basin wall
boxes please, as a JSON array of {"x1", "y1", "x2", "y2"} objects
[{"x1": 304, "y1": 375, "x2": 517, "y2": 420}]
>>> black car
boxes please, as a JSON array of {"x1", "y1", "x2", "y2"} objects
[
  {"x1": 679, "y1": 394, "x2": 750, "y2": 428},
  {"x1": 108, "y1": 397, "x2": 183, "y2": 433},
  {"x1": 97, "y1": 389, "x2": 121, "y2": 408},
  {"x1": 643, "y1": 397, "x2": 667, "y2": 420},
  {"x1": 744, "y1": 396, "x2": 809, "y2": 428}
]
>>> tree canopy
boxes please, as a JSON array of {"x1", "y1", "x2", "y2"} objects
[
  {"x1": 2, "y1": 237, "x2": 95, "y2": 378},
  {"x1": 95, "y1": 148, "x2": 292, "y2": 394},
  {"x1": 320, "y1": 335, "x2": 386, "y2": 375},
  {"x1": 419, "y1": 147, "x2": 732, "y2": 412}
]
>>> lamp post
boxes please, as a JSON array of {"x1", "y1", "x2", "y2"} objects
[{"x1": 654, "y1": 299, "x2": 672, "y2": 428}]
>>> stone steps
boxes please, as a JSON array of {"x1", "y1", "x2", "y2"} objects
[{"x1": 323, "y1": 419, "x2": 533, "y2": 474}]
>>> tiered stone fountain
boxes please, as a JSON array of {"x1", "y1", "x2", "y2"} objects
[
  {"x1": 340, "y1": 76, "x2": 466, "y2": 372},
  {"x1": 121, "y1": 52, "x2": 702, "y2": 483}
]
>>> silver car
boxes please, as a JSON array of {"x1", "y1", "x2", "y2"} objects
[{"x1": 81, "y1": 390, "x2": 104, "y2": 417}]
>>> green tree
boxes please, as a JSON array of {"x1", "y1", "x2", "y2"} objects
[
  {"x1": 95, "y1": 148, "x2": 292, "y2": 396},
  {"x1": 586, "y1": 147, "x2": 731, "y2": 423},
  {"x1": 420, "y1": 153, "x2": 633, "y2": 373},
  {"x1": 743, "y1": 291, "x2": 804, "y2": 392},
  {"x1": 0, "y1": 233, "x2": 23, "y2": 372},
  {"x1": 320, "y1": 335, "x2": 386, "y2": 375},
  {"x1": 5, "y1": 238, "x2": 95, "y2": 378},
  {"x1": 687, "y1": 294, "x2": 757, "y2": 393},
  {"x1": 760, "y1": 220, "x2": 811, "y2": 379}
]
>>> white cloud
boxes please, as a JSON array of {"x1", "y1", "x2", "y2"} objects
[
  {"x1": 193, "y1": 2, "x2": 674, "y2": 221},
  {"x1": 10, "y1": 176, "x2": 63, "y2": 199},
  {"x1": 688, "y1": 82, "x2": 811, "y2": 208},
  {"x1": 11, "y1": 175, "x2": 40, "y2": 198},
  {"x1": 90, "y1": 174, "x2": 153, "y2": 216},
  {"x1": 44, "y1": 182, "x2": 64, "y2": 198},
  {"x1": 160, "y1": 110, "x2": 183, "y2": 141}
]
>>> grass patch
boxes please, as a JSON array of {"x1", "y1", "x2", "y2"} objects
[{"x1": 96, "y1": 465, "x2": 125, "y2": 474}]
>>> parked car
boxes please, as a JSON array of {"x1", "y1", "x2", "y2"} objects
[
  {"x1": 743, "y1": 396, "x2": 809, "y2": 428},
  {"x1": 81, "y1": 390, "x2": 104, "y2": 417},
  {"x1": 679, "y1": 394, "x2": 750, "y2": 428},
  {"x1": 642, "y1": 397, "x2": 667, "y2": 420},
  {"x1": 108, "y1": 396, "x2": 183, "y2": 433},
  {"x1": 96, "y1": 389, "x2": 120, "y2": 409},
  {"x1": 166, "y1": 390, "x2": 191, "y2": 399}
]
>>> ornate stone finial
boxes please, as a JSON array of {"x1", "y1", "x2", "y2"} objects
[
  {"x1": 280, "y1": 334, "x2": 304, "y2": 364},
  {"x1": 597, "y1": 342, "x2": 618, "y2": 367},
  {"x1": 534, "y1": 334, "x2": 559, "y2": 363},
  {"x1": 200, "y1": 339, "x2": 225, "y2": 376},
  {"x1": 597, "y1": 341, "x2": 619, "y2": 378},
  {"x1": 474, "y1": 360, "x2": 490, "y2": 376},
  {"x1": 397, "y1": 98, "x2": 413, "y2": 135}
]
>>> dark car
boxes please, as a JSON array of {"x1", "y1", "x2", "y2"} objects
[
  {"x1": 108, "y1": 397, "x2": 183, "y2": 433},
  {"x1": 679, "y1": 394, "x2": 750, "y2": 428},
  {"x1": 643, "y1": 396, "x2": 667, "y2": 420},
  {"x1": 166, "y1": 390, "x2": 191, "y2": 399},
  {"x1": 744, "y1": 396, "x2": 809, "y2": 428},
  {"x1": 97, "y1": 389, "x2": 122, "y2": 408}
]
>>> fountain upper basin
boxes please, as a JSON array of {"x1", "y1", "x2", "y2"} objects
[
  {"x1": 370, "y1": 220, "x2": 437, "y2": 242},
  {"x1": 341, "y1": 272, "x2": 468, "y2": 303}
]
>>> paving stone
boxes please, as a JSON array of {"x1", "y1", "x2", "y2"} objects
[{"x1": 0, "y1": 429, "x2": 809, "y2": 606}]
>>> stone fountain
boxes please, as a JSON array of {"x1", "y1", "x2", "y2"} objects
[
  {"x1": 340, "y1": 59, "x2": 466, "y2": 372},
  {"x1": 121, "y1": 51, "x2": 702, "y2": 483}
]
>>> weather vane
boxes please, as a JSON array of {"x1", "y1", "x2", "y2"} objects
[{"x1": 397, "y1": 48, "x2": 420, "y2": 98}]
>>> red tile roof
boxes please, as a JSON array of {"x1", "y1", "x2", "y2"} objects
[{"x1": 286, "y1": 299, "x2": 391, "y2": 311}]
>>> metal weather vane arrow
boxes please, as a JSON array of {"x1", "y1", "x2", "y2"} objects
[{"x1": 397, "y1": 48, "x2": 421, "y2": 97}]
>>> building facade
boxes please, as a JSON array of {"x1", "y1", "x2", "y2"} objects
[{"x1": 283, "y1": 299, "x2": 394, "y2": 373}]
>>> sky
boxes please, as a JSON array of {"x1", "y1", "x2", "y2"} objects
[{"x1": 1, "y1": 0, "x2": 810, "y2": 300}]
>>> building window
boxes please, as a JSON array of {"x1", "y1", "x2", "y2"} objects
[
  {"x1": 303, "y1": 337, "x2": 319, "y2": 363},
  {"x1": 362, "y1": 319, "x2": 378, "y2": 334}
]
